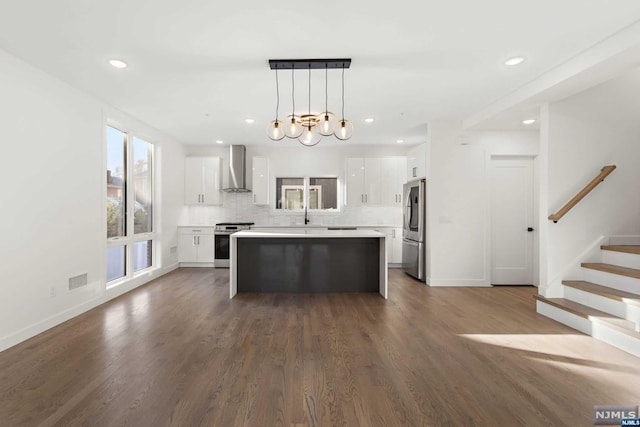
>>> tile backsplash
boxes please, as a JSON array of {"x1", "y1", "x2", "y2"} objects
[{"x1": 186, "y1": 192, "x2": 402, "y2": 226}]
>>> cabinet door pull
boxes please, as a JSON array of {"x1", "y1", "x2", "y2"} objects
[
  {"x1": 392, "y1": 229, "x2": 396, "y2": 238},
  {"x1": 197, "y1": 236, "x2": 200, "y2": 245},
  {"x1": 365, "y1": 194, "x2": 368, "y2": 203},
  {"x1": 201, "y1": 194, "x2": 205, "y2": 203},
  {"x1": 192, "y1": 236, "x2": 196, "y2": 245},
  {"x1": 361, "y1": 194, "x2": 364, "y2": 203},
  {"x1": 412, "y1": 167, "x2": 417, "y2": 178},
  {"x1": 253, "y1": 194, "x2": 256, "y2": 203}
]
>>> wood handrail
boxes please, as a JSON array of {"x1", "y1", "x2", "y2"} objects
[{"x1": 548, "y1": 165, "x2": 616, "y2": 223}]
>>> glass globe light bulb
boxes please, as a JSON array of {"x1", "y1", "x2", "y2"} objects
[
  {"x1": 335, "y1": 119, "x2": 354, "y2": 140},
  {"x1": 317, "y1": 112, "x2": 337, "y2": 136},
  {"x1": 267, "y1": 120, "x2": 285, "y2": 141},
  {"x1": 285, "y1": 115, "x2": 303, "y2": 138},
  {"x1": 298, "y1": 125, "x2": 322, "y2": 147}
]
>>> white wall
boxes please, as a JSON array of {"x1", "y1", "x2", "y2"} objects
[
  {"x1": 182, "y1": 144, "x2": 409, "y2": 227},
  {"x1": 428, "y1": 122, "x2": 539, "y2": 286},
  {"x1": 0, "y1": 48, "x2": 186, "y2": 351},
  {"x1": 540, "y1": 70, "x2": 640, "y2": 295}
]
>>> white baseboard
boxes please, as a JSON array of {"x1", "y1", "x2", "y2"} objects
[
  {"x1": 179, "y1": 262, "x2": 215, "y2": 267},
  {"x1": 0, "y1": 263, "x2": 179, "y2": 353},
  {"x1": 427, "y1": 278, "x2": 491, "y2": 287}
]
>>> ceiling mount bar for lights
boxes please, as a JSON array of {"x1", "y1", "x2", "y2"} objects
[
  {"x1": 266, "y1": 58, "x2": 353, "y2": 145},
  {"x1": 269, "y1": 58, "x2": 351, "y2": 70}
]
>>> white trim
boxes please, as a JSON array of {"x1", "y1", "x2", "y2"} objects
[
  {"x1": 0, "y1": 263, "x2": 179, "y2": 353},
  {"x1": 427, "y1": 278, "x2": 492, "y2": 287}
]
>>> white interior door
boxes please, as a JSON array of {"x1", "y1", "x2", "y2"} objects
[{"x1": 490, "y1": 157, "x2": 534, "y2": 285}]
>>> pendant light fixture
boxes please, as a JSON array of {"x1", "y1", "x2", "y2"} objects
[
  {"x1": 335, "y1": 65, "x2": 354, "y2": 141},
  {"x1": 284, "y1": 68, "x2": 304, "y2": 139},
  {"x1": 318, "y1": 64, "x2": 338, "y2": 136},
  {"x1": 299, "y1": 64, "x2": 322, "y2": 147},
  {"x1": 266, "y1": 58, "x2": 352, "y2": 145},
  {"x1": 266, "y1": 66, "x2": 285, "y2": 141}
]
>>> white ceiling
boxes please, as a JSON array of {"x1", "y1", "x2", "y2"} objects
[{"x1": 1, "y1": 1, "x2": 639, "y2": 146}]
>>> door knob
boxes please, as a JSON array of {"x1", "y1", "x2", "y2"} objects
[{"x1": 527, "y1": 227, "x2": 534, "y2": 232}]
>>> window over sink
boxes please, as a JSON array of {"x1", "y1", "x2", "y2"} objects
[{"x1": 275, "y1": 177, "x2": 338, "y2": 211}]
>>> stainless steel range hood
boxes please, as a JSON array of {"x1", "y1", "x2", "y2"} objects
[{"x1": 222, "y1": 145, "x2": 251, "y2": 192}]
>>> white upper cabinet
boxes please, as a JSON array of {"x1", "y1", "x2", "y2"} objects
[
  {"x1": 185, "y1": 157, "x2": 222, "y2": 205},
  {"x1": 380, "y1": 157, "x2": 407, "y2": 205},
  {"x1": 407, "y1": 143, "x2": 427, "y2": 181},
  {"x1": 252, "y1": 157, "x2": 269, "y2": 205},
  {"x1": 346, "y1": 157, "x2": 406, "y2": 206},
  {"x1": 346, "y1": 158, "x2": 366, "y2": 206}
]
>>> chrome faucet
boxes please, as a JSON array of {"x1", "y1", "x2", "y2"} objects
[{"x1": 304, "y1": 205, "x2": 310, "y2": 225}]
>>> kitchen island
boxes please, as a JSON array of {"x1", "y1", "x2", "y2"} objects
[{"x1": 230, "y1": 229, "x2": 387, "y2": 298}]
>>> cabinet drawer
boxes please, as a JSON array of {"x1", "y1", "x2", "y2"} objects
[{"x1": 178, "y1": 227, "x2": 214, "y2": 235}]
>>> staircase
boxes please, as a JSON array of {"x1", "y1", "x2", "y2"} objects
[{"x1": 536, "y1": 245, "x2": 640, "y2": 357}]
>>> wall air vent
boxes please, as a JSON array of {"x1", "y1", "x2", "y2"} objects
[{"x1": 68, "y1": 273, "x2": 88, "y2": 291}]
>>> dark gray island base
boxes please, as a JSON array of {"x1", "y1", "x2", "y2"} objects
[
  {"x1": 237, "y1": 237, "x2": 380, "y2": 293},
  {"x1": 230, "y1": 230, "x2": 388, "y2": 298}
]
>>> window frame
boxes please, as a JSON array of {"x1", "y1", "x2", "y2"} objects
[
  {"x1": 273, "y1": 176, "x2": 340, "y2": 214},
  {"x1": 106, "y1": 123, "x2": 156, "y2": 288}
]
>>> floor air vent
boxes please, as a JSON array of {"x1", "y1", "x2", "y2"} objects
[{"x1": 68, "y1": 273, "x2": 88, "y2": 290}]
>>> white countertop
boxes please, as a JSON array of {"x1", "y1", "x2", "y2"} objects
[
  {"x1": 232, "y1": 229, "x2": 385, "y2": 238},
  {"x1": 251, "y1": 224, "x2": 400, "y2": 229}
]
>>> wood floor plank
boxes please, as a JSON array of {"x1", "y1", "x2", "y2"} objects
[{"x1": 0, "y1": 268, "x2": 639, "y2": 426}]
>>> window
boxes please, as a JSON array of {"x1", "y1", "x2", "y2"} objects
[
  {"x1": 106, "y1": 125, "x2": 154, "y2": 285},
  {"x1": 275, "y1": 177, "x2": 338, "y2": 211}
]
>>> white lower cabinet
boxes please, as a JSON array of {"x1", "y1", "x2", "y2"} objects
[
  {"x1": 178, "y1": 227, "x2": 215, "y2": 264},
  {"x1": 371, "y1": 227, "x2": 403, "y2": 265},
  {"x1": 390, "y1": 228, "x2": 403, "y2": 264}
]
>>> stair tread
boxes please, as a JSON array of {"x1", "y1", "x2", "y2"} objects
[
  {"x1": 601, "y1": 245, "x2": 640, "y2": 255},
  {"x1": 562, "y1": 280, "x2": 640, "y2": 305},
  {"x1": 534, "y1": 296, "x2": 638, "y2": 334},
  {"x1": 581, "y1": 262, "x2": 640, "y2": 279}
]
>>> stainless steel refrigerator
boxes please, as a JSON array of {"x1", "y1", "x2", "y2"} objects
[{"x1": 402, "y1": 178, "x2": 426, "y2": 281}]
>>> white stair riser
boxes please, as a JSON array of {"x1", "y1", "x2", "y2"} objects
[
  {"x1": 583, "y1": 269, "x2": 640, "y2": 294},
  {"x1": 602, "y1": 250, "x2": 640, "y2": 270},
  {"x1": 564, "y1": 287, "x2": 640, "y2": 324},
  {"x1": 536, "y1": 301, "x2": 591, "y2": 334},
  {"x1": 537, "y1": 301, "x2": 640, "y2": 358},
  {"x1": 592, "y1": 322, "x2": 640, "y2": 358}
]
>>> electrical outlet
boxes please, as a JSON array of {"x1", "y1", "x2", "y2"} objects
[{"x1": 49, "y1": 286, "x2": 56, "y2": 298}]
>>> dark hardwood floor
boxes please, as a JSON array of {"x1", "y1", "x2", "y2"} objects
[{"x1": 1, "y1": 268, "x2": 639, "y2": 426}]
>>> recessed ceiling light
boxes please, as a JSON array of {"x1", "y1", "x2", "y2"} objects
[
  {"x1": 215, "y1": 140, "x2": 223, "y2": 144},
  {"x1": 396, "y1": 139, "x2": 404, "y2": 144},
  {"x1": 364, "y1": 118, "x2": 375, "y2": 123},
  {"x1": 522, "y1": 119, "x2": 536, "y2": 125},
  {"x1": 245, "y1": 119, "x2": 255, "y2": 124},
  {"x1": 108, "y1": 59, "x2": 128, "y2": 69},
  {"x1": 505, "y1": 56, "x2": 525, "y2": 66}
]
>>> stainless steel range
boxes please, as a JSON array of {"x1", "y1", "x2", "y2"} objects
[{"x1": 214, "y1": 222, "x2": 254, "y2": 268}]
